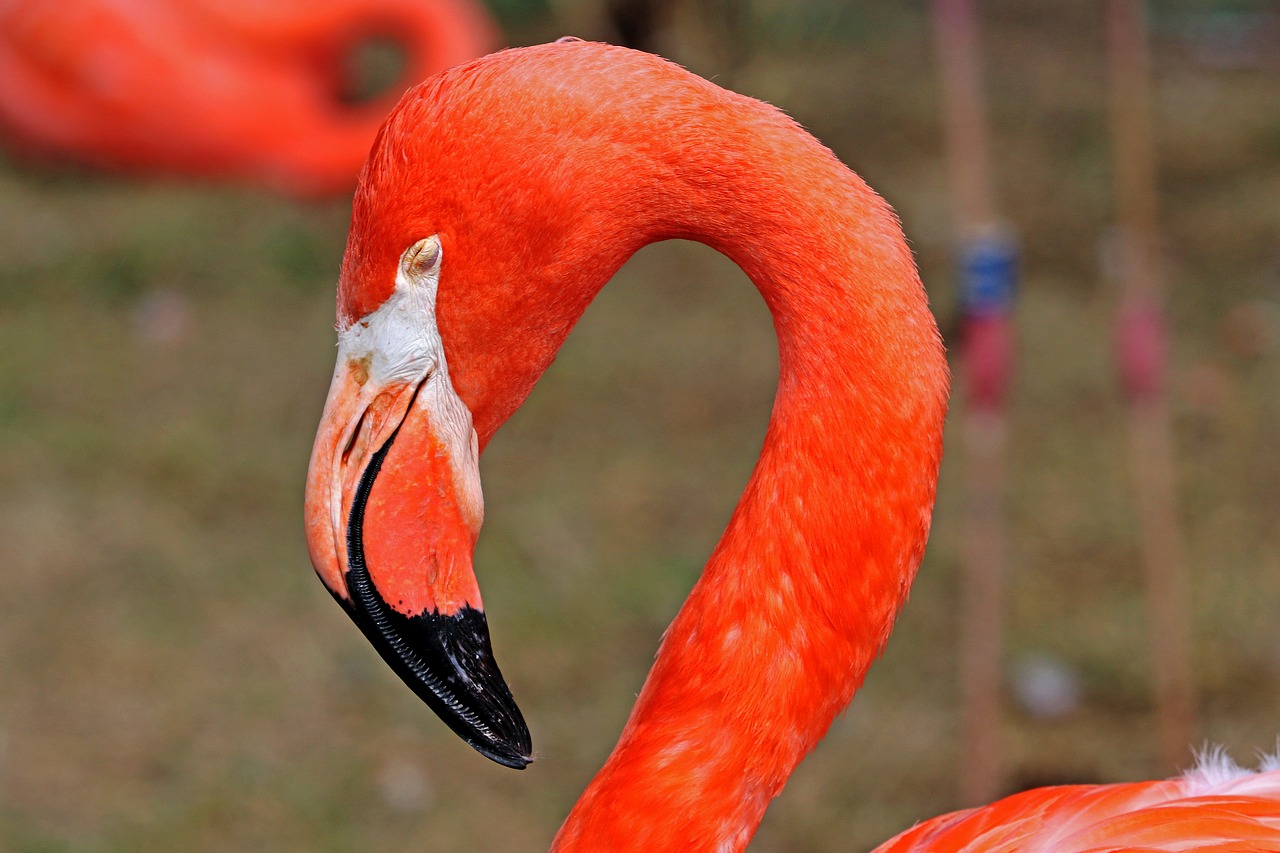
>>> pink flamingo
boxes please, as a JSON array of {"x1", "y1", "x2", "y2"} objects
[{"x1": 0, "y1": 0, "x2": 496, "y2": 196}]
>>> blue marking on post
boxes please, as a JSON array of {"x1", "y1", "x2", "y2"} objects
[{"x1": 959, "y1": 232, "x2": 1018, "y2": 317}]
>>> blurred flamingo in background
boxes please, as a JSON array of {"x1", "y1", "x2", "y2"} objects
[
  {"x1": 302, "y1": 41, "x2": 1280, "y2": 851},
  {"x1": 0, "y1": 0, "x2": 497, "y2": 196}
]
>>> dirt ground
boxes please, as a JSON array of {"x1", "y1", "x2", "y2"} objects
[{"x1": 1, "y1": 2, "x2": 1277, "y2": 851}]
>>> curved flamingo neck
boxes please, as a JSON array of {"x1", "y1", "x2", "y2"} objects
[{"x1": 543, "y1": 65, "x2": 950, "y2": 853}]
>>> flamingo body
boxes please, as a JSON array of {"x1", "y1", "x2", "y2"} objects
[
  {"x1": 880, "y1": 756, "x2": 1280, "y2": 852},
  {"x1": 0, "y1": 0, "x2": 496, "y2": 195},
  {"x1": 302, "y1": 40, "x2": 1280, "y2": 850}
]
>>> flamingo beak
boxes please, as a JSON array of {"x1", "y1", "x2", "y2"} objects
[{"x1": 303, "y1": 272, "x2": 531, "y2": 769}]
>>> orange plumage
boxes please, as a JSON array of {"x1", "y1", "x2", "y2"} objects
[
  {"x1": 303, "y1": 40, "x2": 1280, "y2": 850},
  {"x1": 0, "y1": 0, "x2": 495, "y2": 196}
]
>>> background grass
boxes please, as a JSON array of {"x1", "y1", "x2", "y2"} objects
[{"x1": 1, "y1": 1, "x2": 1278, "y2": 850}]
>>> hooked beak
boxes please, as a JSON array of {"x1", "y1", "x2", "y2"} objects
[{"x1": 303, "y1": 260, "x2": 531, "y2": 769}]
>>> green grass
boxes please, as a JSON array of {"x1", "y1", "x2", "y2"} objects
[{"x1": 2, "y1": 4, "x2": 1278, "y2": 851}]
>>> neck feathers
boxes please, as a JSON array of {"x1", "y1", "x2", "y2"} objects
[{"x1": 540, "y1": 44, "x2": 948, "y2": 853}]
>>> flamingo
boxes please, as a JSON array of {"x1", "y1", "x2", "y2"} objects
[
  {"x1": 302, "y1": 40, "x2": 1280, "y2": 851},
  {"x1": 0, "y1": 0, "x2": 495, "y2": 196}
]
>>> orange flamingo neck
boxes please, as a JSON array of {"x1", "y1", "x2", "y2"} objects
[{"x1": 527, "y1": 52, "x2": 951, "y2": 852}]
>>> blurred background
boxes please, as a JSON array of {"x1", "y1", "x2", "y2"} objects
[{"x1": 1, "y1": 0, "x2": 1277, "y2": 850}]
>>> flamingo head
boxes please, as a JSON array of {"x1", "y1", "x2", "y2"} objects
[{"x1": 303, "y1": 42, "x2": 660, "y2": 769}]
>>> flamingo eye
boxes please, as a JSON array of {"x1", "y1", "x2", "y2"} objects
[{"x1": 401, "y1": 235, "x2": 442, "y2": 281}]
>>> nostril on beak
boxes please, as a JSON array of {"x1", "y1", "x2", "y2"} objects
[{"x1": 341, "y1": 409, "x2": 367, "y2": 466}]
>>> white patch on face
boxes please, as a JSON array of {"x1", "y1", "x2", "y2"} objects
[
  {"x1": 338, "y1": 236, "x2": 444, "y2": 385},
  {"x1": 337, "y1": 236, "x2": 484, "y2": 527}
]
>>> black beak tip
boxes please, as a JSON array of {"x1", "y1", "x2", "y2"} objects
[
  {"x1": 424, "y1": 604, "x2": 534, "y2": 769},
  {"x1": 477, "y1": 738, "x2": 533, "y2": 770},
  {"x1": 336, "y1": 578, "x2": 535, "y2": 770}
]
